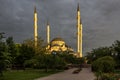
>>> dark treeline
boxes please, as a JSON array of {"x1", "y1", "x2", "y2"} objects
[{"x1": 0, "y1": 33, "x2": 84, "y2": 76}]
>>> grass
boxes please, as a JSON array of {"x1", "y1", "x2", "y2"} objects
[{"x1": 0, "y1": 69, "x2": 61, "y2": 80}]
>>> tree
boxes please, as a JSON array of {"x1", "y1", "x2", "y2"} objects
[
  {"x1": 112, "y1": 40, "x2": 120, "y2": 68},
  {"x1": 92, "y1": 56, "x2": 117, "y2": 80},
  {"x1": 15, "y1": 44, "x2": 35, "y2": 69},
  {"x1": 0, "y1": 33, "x2": 7, "y2": 76},
  {"x1": 51, "y1": 54, "x2": 66, "y2": 70},
  {"x1": 6, "y1": 37, "x2": 18, "y2": 69},
  {"x1": 23, "y1": 37, "x2": 46, "y2": 54},
  {"x1": 17, "y1": 37, "x2": 46, "y2": 69},
  {"x1": 92, "y1": 56, "x2": 115, "y2": 73},
  {"x1": 86, "y1": 47, "x2": 112, "y2": 63}
]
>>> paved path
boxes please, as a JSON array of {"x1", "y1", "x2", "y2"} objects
[{"x1": 35, "y1": 68, "x2": 95, "y2": 80}]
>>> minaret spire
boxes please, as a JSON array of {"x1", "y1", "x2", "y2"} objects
[
  {"x1": 34, "y1": 6, "x2": 37, "y2": 13},
  {"x1": 47, "y1": 20, "x2": 50, "y2": 44},
  {"x1": 77, "y1": 3, "x2": 79, "y2": 11},
  {"x1": 34, "y1": 6, "x2": 38, "y2": 47},
  {"x1": 77, "y1": 3, "x2": 82, "y2": 57}
]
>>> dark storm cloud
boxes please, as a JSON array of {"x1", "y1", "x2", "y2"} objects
[
  {"x1": 81, "y1": 0, "x2": 120, "y2": 52},
  {"x1": 0, "y1": 0, "x2": 120, "y2": 55}
]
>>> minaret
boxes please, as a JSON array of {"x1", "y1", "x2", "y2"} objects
[
  {"x1": 80, "y1": 19, "x2": 83, "y2": 57},
  {"x1": 77, "y1": 4, "x2": 82, "y2": 57},
  {"x1": 34, "y1": 6, "x2": 38, "y2": 47},
  {"x1": 47, "y1": 21, "x2": 50, "y2": 44}
]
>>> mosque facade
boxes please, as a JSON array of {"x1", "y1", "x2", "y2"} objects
[{"x1": 33, "y1": 4, "x2": 83, "y2": 57}]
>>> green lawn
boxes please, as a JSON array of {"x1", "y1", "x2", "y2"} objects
[{"x1": 1, "y1": 69, "x2": 61, "y2": 80}]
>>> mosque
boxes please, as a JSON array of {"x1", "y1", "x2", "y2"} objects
[{"x1": 33, "y1": 4, "x2": 83, "y2": 57}]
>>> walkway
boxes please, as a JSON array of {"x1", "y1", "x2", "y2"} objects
[{"x1": 35, "y1": 68, "x2": 95, "y2": 80}]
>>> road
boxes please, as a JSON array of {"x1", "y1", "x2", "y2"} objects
[{"x1": 35, "y1": 68, "x2": 95, "y2": 80}]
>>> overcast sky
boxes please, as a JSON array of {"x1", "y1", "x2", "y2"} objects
[{"x1": 0, "y1": 0, "x2": 120, "y2": 55}]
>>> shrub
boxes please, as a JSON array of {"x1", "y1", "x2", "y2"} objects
[{"x1": 92, "y1": 56, "x2": 116, "y2": 73}]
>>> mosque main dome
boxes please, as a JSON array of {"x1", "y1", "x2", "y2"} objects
[{"x1": 49, "y1": 37, "x2": 73, "y2": 52}]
